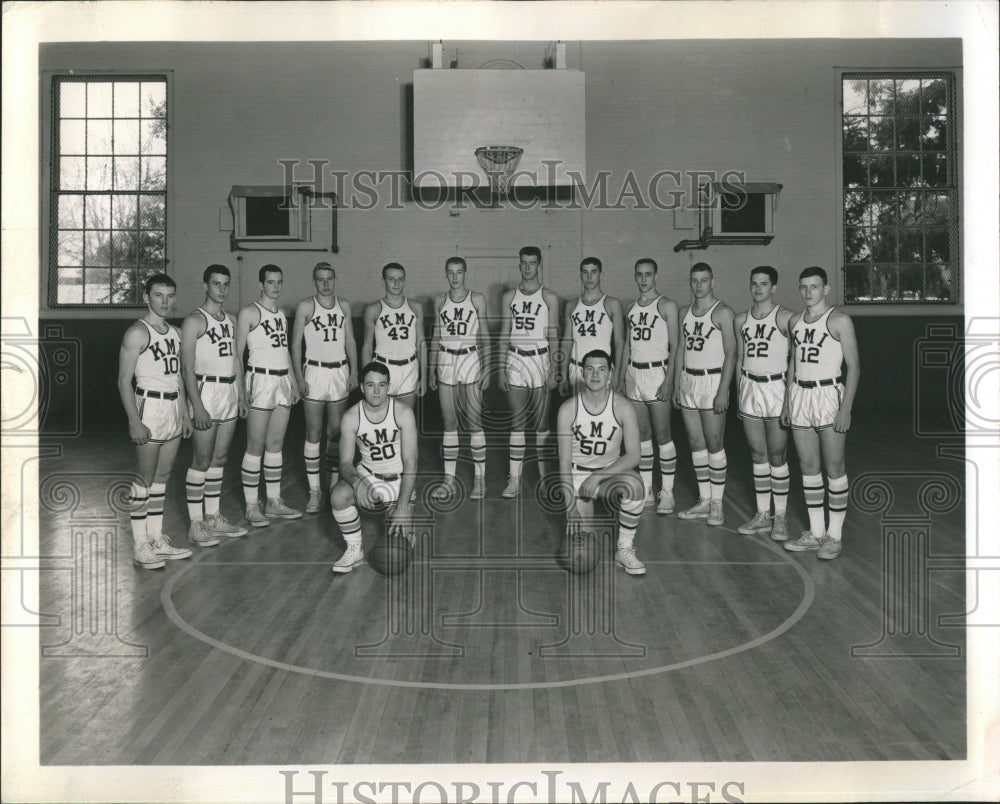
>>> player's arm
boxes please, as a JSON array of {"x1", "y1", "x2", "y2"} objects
[
  {"x1": 558, "y1": 301, "x2": 574, "y2": 393},
  {"x1": 361, "y1": 301, "x2": 378, "y2": 366},
  {"x1": 338, "y1": 406, "x2": 361, "y2": 487},
  {"x1": 497, "y1": 289, "x2": 515, "y2": 391},
  {"x1": 230, "y1": 313, "x2": 248, "y2": 417},
  {"x1": 543, "y1": 289, "x2": 561, "y2": 390},
  {"x1": 595, "y1": 398, "x2": 641, "y2": 477},
  {"x1": 780, "y1": 312, "x2": 801, "y2": 427},
  {"x1": 608, "y1": 297, "x2": 626, "y2": 388},
  {"x1": 776, "y1": 306, "x2": 794, "y2": 338},
  {"x1": 340, "y1": 300, "x2": 359, "y2": 390},
  {"x1": 659, "y1": 298, "x2": 680, "y2": 401},
  {"x1": 412, "y1": 303, "x2": 426, "y2": 396},
  {"x1": 428, "y1": 294, "x2": 444, "y2": 392},
  {"x1": 472, "y1": 292, "x2": 491, "y2": 391},
  {"x1": 390, "y1": 405, "x2": 420, "y2": 543},
  {"x1": 117, "y1": 324, "x2": 150, "y2": 444},
  {"x1": 556, "y1": 399, "x2": 579, "y2": 520},
  {"x1": 733, "y1": 311, "x2": 748, "y2": 377},
  {"x1": 831, "y1": 311, "x2": 860, "y2": 433},
  {"x1": 181, "y1": 311, "x2": 211, "y2": 430},
  {"x1": 173, "y1": 325, "x2": 194, "y2": 438},
  {"x1": 713, "y1": 304, "x2": 738, "y2": 414},
  {"x1": 235, "y1": 304, "x2": 259, "y2": 376},
  {"x1": 290, "y1": 297, "x2": 312, "y2": 394},
  {"x1": 672, "y1": 304, "x2": 690, "y2": 406}
]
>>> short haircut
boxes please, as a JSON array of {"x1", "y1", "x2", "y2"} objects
[
  {"x1": 360, "y1": 360, "x2": 391, "y2": 384},
  {"x1": 635, "y1": 258, "x2": 658, "y2": 274},
  {"x1": 799, "y1": 266, "x2": 829, "y2": 285},
  {"x1": 690, "y1": 262, "x2": 713, "y2": 277},
  {"x1": 581, "y1": 348, "x2": 613, "y2": 369},
  {"x1": 313, "y1": 261, "x2": 335, "y2": 279},
  {"x1": 258, "y1": 264, "x2": 283, "y2": 283},
  {"x1": 202, "y1": 264, "x2": 230, "y2": 284},
  {"x1": 519, "y1": 245, "x2": 542, "y2": 262},
  {"x1": 145, "y1": 273, "x2": 176, "y2": 294},
  {"x1": 750, "y1": 265, "x2": 778, "y2": 285},
  {"x1": 445, "y1": 256, "x2": 467, "y2": 271},
  {"x1": 580, "y1": 257, "x2": 603, "y2": 273},
  {"x1": 382, "y1": 262, "x2": 405, "y2": 280}
]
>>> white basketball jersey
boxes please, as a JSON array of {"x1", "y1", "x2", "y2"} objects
[
  {"x1": 792, "y1": 307, "x2": 844, "y2": 382},
  {"x1": 740, "y1": 305, "x2": 788, "y2": 375},
  {"x1": 356, "y1": 398, "x2": 403, "y2": 474},
  {"x1": 569, "y1": 295, "x2": 614, "y2": 361},
  {"x1": 438, "y1": 291, "x2": 480, "y2": 350},
  {"x1": 304, "y1": 296, "x2": 348, "y2": 362},
  {"x1": 627, "y1": 296, "x2": 669, "y2": 363},
  {"x1": 246, "y1": 302, "x2": 290, "y2": 370},
  {"x1": 571, "y1": 391, "x2": 624, "y2": 470},
  {"x1": 509, "y1": 286, "x2": 549, "y2": 350},
  {"x1": 195, "y1": 308, "x2": 236, "y2": 376},
  {"x1": 374, "y1": 299, "x2": 418, "y2": 359},
  {"x1": 135, "y1": 319, "x2": 181, "y2": 391},
  {"x1": 682, "y1": 300, "x2": 724, "y2": 370}
]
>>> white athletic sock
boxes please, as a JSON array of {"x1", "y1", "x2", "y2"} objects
[
  {"x1": 241, "y1": 453, "x2": 262, "y2": 505},
  {"x1": 147, "y1": 482, "x2": 166, "y2": 535},
  {"x1": 658, "y1": 441, "x2": 677, "y2": 492},
  {"x1": 304, "y1": 440, "x2": 321, "y2": 492},
  {"x1": 129, "y1": 482, "x2": 149, "y2": 543},
  {"x1": 771, "y1": 463, "x2": 789, "y2": 515},
  {"x1": 826, "y1": 475, "x2": 849, "y2": 540},
  {"x1": 803, "y1": 473, "x2": 826, "y2": 535},
  {"x1": 185, "y1": 468, "x2": 206, "y2": 522},
  {"x1": 617, "y1": 496, "x2": 645, "y2": 549},
  {"x1": 752, "y1": 461, "x2": 771, "y2": 513},
  {"x1": 442, "y1": 430, "x2": 459, "y2": 477},
  {"x1": 470, "y1": 431, "x2": 486, "y2": 478},
  {"x1": 204, "y1": 466, "x2": 223, "y2": 518},
  {"x1": 263, "y1": 450, "x2": 283, "y2": 500},
  {"x1": 333, "y1": 505, "x2": 362, "y2": 544},
  {"x1": 639, "y1": 440, "x2": 654, "y2": 497},
  {"x1": 691, "y1": 449, "x2": 710, "y2": 499},
  {"x1": 536, "y1": 430, "x2": 552, "y2": 478},
  {"x1": 509, "y1": 431, "x2": 525, "y2": 478},
  {"x1": 708, "y1": 450, "x2": 727, "y2": 501}
]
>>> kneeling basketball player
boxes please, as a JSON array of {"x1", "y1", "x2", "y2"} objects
[
  {"x1": 557, "y1": 349, "x2": 647, "y2": 576},
  {"x1": 330, "y1": 362, "x2": 418, "y2": 573}
]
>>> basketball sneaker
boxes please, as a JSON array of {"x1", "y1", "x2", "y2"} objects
[
  {"x1": 470, "y1": 474, "x2": 486, "y2": 500},
  {"x1": 152, "y1": 532, "x2": 194, "y2": 560},
  {"x1": 132, "y1": 540, "x2": 166, "y2": 570},
  {"x1": 784, "y1": 531, "x2": 824, "y2": 552},
  {"x1": 770, "y1": 513, "x2": 789, "y2": 541},
  {"x1": 431, "y1": 475, "x2": 459, "y2": 501},
  {"x1": 188, "y1": 520, "x2": 220, "y2": 548},
  {"x1": 614, "y1": 547, "x2": 646, "y2": 576},
  {"x1": 738, "y1": 511, "x2": 772, "y2": 535},
  {"x1": 818, "y1": 536, "x2": 843, "y2": 560},
  {"x1": 656, "y1": 489, "x2": 675, "y2": 515},
  {"x1": 210, "y1": 512, "x2": 248, "y2": 538},
  {"x1": 678, "y1": 498, "x2": 712, "y2": 519},
  {"x1": 501, "y1": 476, "x2": 520, "y2": 498},
  {"x1": 305, "y1": 489, "x2": 323, "y2": 514},
  {"x1": 707, "y1": 500, "x2": 725, "y2": 526},
  {"x1": 245, "y1": 502, "x2": 269, "y2": 528},
  {"x1": 643, "y1": 489, "x2": 655, "y2": 509},
  {"x1": 265, "y1": 497, "x2": 303, "y2": 519},
  {"x1": 331, "y1": 543, "x2": 364, "y2": 573}
]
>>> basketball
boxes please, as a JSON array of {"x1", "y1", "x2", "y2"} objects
[
  {"x1": 558, "y1": 529, "x2": 602, "y2": 574},
  {"x1": 367, "y1": 532, "x2": 413, "y2": 576}
]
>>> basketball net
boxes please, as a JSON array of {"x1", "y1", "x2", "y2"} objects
[{"x1": 475, "y1": 145, "x2": 524, "y2": 200}]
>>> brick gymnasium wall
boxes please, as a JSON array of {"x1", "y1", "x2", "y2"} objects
[{"x1": 39, "y1": 39, "x2": 961, "y2": 315}]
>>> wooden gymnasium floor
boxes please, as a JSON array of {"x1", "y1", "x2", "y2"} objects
[{"x1": 37, "y1": 397, "x2": 966, "y2": 764}]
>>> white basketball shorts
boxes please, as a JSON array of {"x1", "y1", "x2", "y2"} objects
[{"x1": 304, "y1": 361, "x2": 351, "y2": 404}]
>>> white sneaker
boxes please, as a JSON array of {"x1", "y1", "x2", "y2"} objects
[
  {"x1": 305, "y1": 489, "x2": 323, "y2": 514},
  {"x1": 501, "y1": 476, "x2": 520, "y2": 498},
  {"x1": 188, "y1": 520, "x2": 220, "y2": 547},
  {"x1": 152, "y1": 532, "x2": 193, "y2": 560},
  {"x1": 770, "y1": 513, "x2": 789, "y2": 541},
  {"x1": 738, "y1": 511, "x2": 772, "y2": 535},
  {"x1": 470, "y1": 474, "x2": 486, "y2": 500},
  {"x1": 614, "y1": 547, "x2": 646, "y2": 576},
  {"x1": 431, "y1": 475, "x2": 459, "y2": 501},
  {"x1": 643, "y1": 490, "x2": 655, "y2": 509},
  {"x1": 245, "y1": 502, "x2": 269, "y2": 528},
  {"x1": 656, "y1": 489, "x2": 675, "y2": 515},
  {"x1": 133, "y1": 539, "x2": 166, "y2": 570},
  {"x1": 331, "y1": 543, "x2": 364, "y2": 573},
  {"x1": 210, "y1": 512, "x2": 248, "y2": 538},
  {"x1": 784, "y1": 531, "x2": 824, "y2": 552},
  {"x1": 678, "y1": 498, "x2": 712, "y2": 519},
  {"x1": 265, "y1": 497, "x2": 302, "y2": 519}
]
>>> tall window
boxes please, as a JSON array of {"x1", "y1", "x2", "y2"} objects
[
  {"x1": 49, "y1": 76, "x2": 167, "y2": 307},
  {"x1": 842, "y1": 73, "x2": 958, "y2": 304}
]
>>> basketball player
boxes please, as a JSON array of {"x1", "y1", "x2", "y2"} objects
[
  {"x1": 291, "y1": 262, "x2": 359, "y2": 514},
  {"x1": 428, "y1": 257, "x2": 491, "y2": 501},
  {"x1": 734, "y1": 266, "x2": 793, "y2": 540},
  {"x1": 330, "y1": 362, "x2": 419, "y2": 573},
  {"x1": 557, "y1": 349, "x2": 646, "y2": 576},
  {"x1": 559, "y1": 257, "x2": 625, "y2": 394},
  {"x1": 623, "y1": 258, "x2": 680, "y2": 514},
  {"x1": 117, "y1": 273, "x2": 194, "y2": 569},
  {"x1": 180, "y1": 265, "x2": 249, "y2": 547},
  {"x1": 236, "y1": 264, "x2": 302, "y2": 527},
  {"x1": 498, "y1": 246, "x2": 560, "y2": 497},
  {"x1": 361, "y1": 263, "x2": 425, "y2": 411},
  {"x1": 781, "y1": 266, "x2": 860, "y2": 559},
  {"x1": 673, "y1": 262, "x2": 737, "y2": 526}
]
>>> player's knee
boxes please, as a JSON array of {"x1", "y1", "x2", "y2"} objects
[
  {"x1": 330, "y1": 480, "x2": 355, "y2": 510},
  {"x1": 769, "y1": 448, "x2": 787, "y2": 465}
]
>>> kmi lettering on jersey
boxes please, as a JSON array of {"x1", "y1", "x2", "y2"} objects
[
  {"x1": 440, "y1": 305, "x2": 474, "y2": 336},
  {"x1": 571, "y1": 419, "x2": 619, "y2": 455},
  {"x1": 791, "y1": 308, "x2": 843, "y2": 381},
  {"x1": 572, "y1": 306, "x2": 607, "y2": 335},
  {"x1": 683, "y1": 318, "x2": 717, "y2": 350},
  {"x1": 136, "y1": 320, "x2": 181, "y2": 390},
  {"x1": 511, "y1": 299, "x2": 543, "y2": 330},
  {"x1": 310, "y1": 309, "x2": 345, "y2": 341},
  {"x1": 196, "y1": 309, "x2": 235, "y2": 375},
  {"x1": 628, "y1": 308, "x2": 661, "y2": 341}
]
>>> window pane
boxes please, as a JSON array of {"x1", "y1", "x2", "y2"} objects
[
  {"x1": 869, "y1": 78, "x2": 895, "y2": 114},
  {"x1": 59, "y1": 120, "x2": 86, "y2": 154},
  {"x1": 896, "y1": 154, "x2": 922, "y2": 187},
  {"x1": 898, "y1": 229, "x2": 923, "y2": 262},
  {"x1": 869, "y1": 116, "x2": 895, "y2": 151},
  {"x1": 844, "y1": 227, "x2": 870, "y2": 262},
  {"x1": 83, "y1": 268, "x2": 111, "y2": 304},
  {"x1": 111, "y1": 230, "x2": 139, "y2": 266},
  {"x1": 114, "y1": 119, "x2": 140, "y2": 154},
  {"x1": 894, "y1": 79, "x2": 921, "y2": 115},
  {"x1": 58, "y1": 230, "x2": 84, "y2": 264},
  {"x1": 85, "y1": 195, "x2": 112, "y2": 230},
  {"x1": 843, "y1": 79, "x2": 867, "y2": 115},
  {"x1": 112, "y1": 195, "x2": 139, "y2": 229},
  {"x1": 60, "y1": 157, "x2": 86, "y2": 190},
  {"x1": 142, "y1": 156, "x2": 166, "y2": 190},
  {"x1": 870, "y1": 191, "x2": 898, "y2": 226},
  {"x1": 139, "y1": 195, "x2": 165, "y2": 228},
  {"x1": 114, "y1": 82, "x2": 141, "y2": 118},
  {"x1": 57, "y1": 267, "x2": 84, "y2": 304},
  {"x1": 897, "y1": 264, "x2": 923, "y2": 299},
  {"x1": 926, "y1": 228, "x2": 950, "y2": 263},
  {"x1": 114, "y1": 156, "x2": 141, "y2": 190},
  {"x1": 58, "y1": 195, "x2": 85, "y2": 229},
  {"x1": 922, "y1": 77, "x2": 948, "y2": 115},
  {"x1": 843, "y1": 116, "x2": 867, "y2": 152},
  {"x1": 895, "y1": 117, "x2": 920, "y2": 152},
  {"x1": 924, "y1": 154, "x2": 949, "y2": 187},
  {"x1": 844, "y1": 192, "x2": 868, "y2": 226},
  {"x1": 843, "y1": 153, "x2": 867, "y2": 189},
  {"x1": 138, "y1": 232, "x2": 166, "y2": 265},
  {"x1": 86, "y1": 119, "x2": 114, "y2": 154},
  {"x1": 141, "y1": 120, "x2": 167, "y2": 155},
  {"x1": 869, "y1": 155, "x2": 894, "y2": 187},
  {"x1": 142, "y1": 82, "x2": 166, "y2": 117},
  {"x1": 925, "y1": 265, "x2": 955, "y2": 302},
  {"x1": 87, "y1": 83, "x2": 113, "y2": 118},
  {"x1": 921, "y1": 117, "x2": 948, "y2": 151},
  {"x1": 59, "y1": 82, "x2": 87, "y2": 118},
  {"x1": 87, "y1": 156, "x2": 113, "y2": 190},
  {"x1": 111, "y1": 268, "x2": 139, "y2": 305},
  {"x1": 84, "y1": 230, "x2": 111, "y2": 265},
  {"x1": 869, "y1": 229, "x2": 897, "y2": 262}
]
